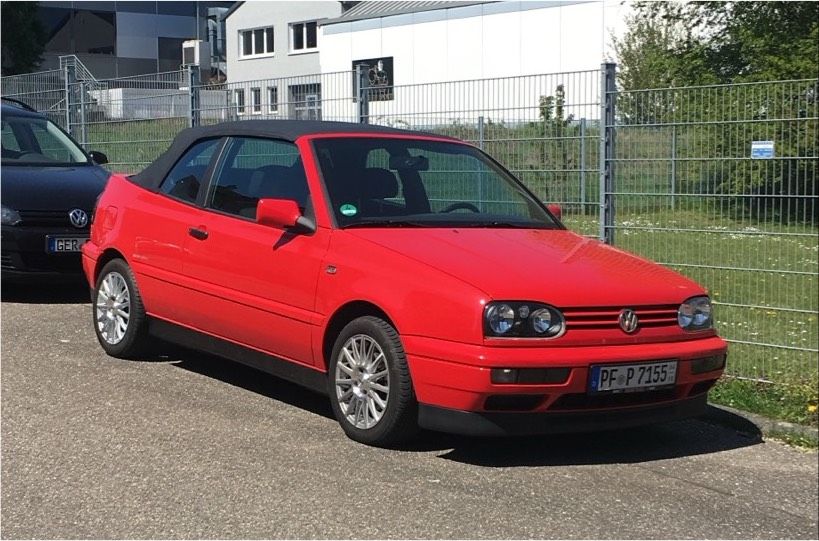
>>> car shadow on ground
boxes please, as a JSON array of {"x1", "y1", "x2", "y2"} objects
[
  {"x1": 168, "y1": 348, "x2": 334, "y2": 419},
  {"x1": 425, "y1": 416, "x2": 763, "y2": 467},
  {"x1": 167, "y1": 347, "x2": 763, "y2": 467},
  {"x1": 0, "y1": 279, "x2": 90, "y2": 304}
]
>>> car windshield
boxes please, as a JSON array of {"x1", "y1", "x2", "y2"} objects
[
  {"x1": 1, "y1": 115, "x2": 89, "y2": 166},
  {"x1": 312, "y1": 137, "x2": 559, "y2": 229}
]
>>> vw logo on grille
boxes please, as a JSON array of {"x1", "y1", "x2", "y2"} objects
[
  {"x1": 619, "y1": 309, "x2": 639, "y2": 334},
  {"x1": 69, "y1": 208, "x2": 88, "y2": 228}
]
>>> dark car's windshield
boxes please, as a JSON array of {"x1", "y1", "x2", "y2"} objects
[
  {"x1": 1, "y1": 115, "x2": 89, "y2": 166},
  {"x1": 313, "y1": 137, "x2": 559, "y2": 229}
]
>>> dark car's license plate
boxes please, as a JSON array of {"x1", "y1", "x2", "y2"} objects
[{"x1": 46, "y1": 236, "x2": 88, "y2": 253}]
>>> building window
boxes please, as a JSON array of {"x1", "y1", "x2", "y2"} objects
[
  {"x1": 242, "y1": 31, "x2": 252, "y2": 56},
  {"x1": 235, "y1": 89, "x2": 245, "y2": 115},
  {"x1": 239, "y1": 26, "x2": 274, "y2": 58},
  {"x1": 251, "y1": 87, "x2": 261, "y2": 114},
  {"x1": 290, "y1": 21, "x2": 317, "y2": 52},
  {"x1": 268, "y1": 86, "x2": 278, "y2": 113}
]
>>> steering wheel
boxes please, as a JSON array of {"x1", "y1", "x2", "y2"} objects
[{"x1": 440, "y1": 202, "x2": 481, "y2": 213}]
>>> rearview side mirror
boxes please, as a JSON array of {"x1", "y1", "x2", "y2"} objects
[
  {"x1": 89, "y1": 150, "x2": 108, "y2": 165},
  {"x1": 546, "y1": 203, "x2": 562, "y2": 221},
  {"x1": 257, "y1": 198, "x2": 316, "y2": 233}
]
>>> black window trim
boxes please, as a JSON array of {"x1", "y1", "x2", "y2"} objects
[
  {"x1": 199, "y1": 135, "x2": 316, "y2": 228},
  {"x1": 153, "y1": 136, "x2": 227, "y2": 208}
]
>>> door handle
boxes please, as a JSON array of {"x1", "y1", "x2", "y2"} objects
[{"x1": 188, "y1": 227, "x2": 208, "y2": 240}]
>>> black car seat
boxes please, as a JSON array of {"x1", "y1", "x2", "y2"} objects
[{"x1": 359, "y1": 168, "x2": 403, "y2": 217}]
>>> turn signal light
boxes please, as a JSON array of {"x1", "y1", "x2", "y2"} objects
[{"x1": 691, "y1": 355, "x2": 726, "y2": 374}]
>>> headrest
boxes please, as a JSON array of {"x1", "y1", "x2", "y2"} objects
[
  {"x1": 251, "y1": 164, "x2": 308, "y2": 204},
  {"x1": 361, "y1": 168, "x2": 399, "y2": 199}
]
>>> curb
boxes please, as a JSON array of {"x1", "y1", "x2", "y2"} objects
[{"x1": 701, "y1": 403, "x2": 819, "y2": 445}]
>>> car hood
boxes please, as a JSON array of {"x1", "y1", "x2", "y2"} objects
[
  {"x1": 0, "y1": 164, "x2": 110, "y2": 211},
  {"x1": 345, "y1": 227, "x2": 705, "y2": 307}
]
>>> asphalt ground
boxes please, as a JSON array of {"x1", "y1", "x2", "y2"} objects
[{"x1": 1, "y1": 282, "x2": 817, "y2": 539}]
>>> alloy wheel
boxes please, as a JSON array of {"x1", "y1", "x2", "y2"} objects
[
  {"x1": 95, "y1": 271, "x2": 131, "y2": 345},
  {"x1": 334, "y1": 334, "x2": 390, "y2": 429}
]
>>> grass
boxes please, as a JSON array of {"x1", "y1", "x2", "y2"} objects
[
  {"x1": 709, "y1": 377, "x2": 818, "y2": 428},
  {"x1": 84, "y1": 117, "x2": 187, "y2": 173},
  {"x1": 765, "y1": 430, "x2": 819, "y2": 449}
]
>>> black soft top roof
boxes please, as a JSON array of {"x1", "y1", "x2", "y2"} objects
[{"x1": 131, "y1": 119, "x2": 457, "y2": 189}]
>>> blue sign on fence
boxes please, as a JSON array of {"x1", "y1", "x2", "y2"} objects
[{"x1": 751, "y1": 140, "x2": 775, "y2": 159}]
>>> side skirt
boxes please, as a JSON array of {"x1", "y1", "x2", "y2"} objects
[{"x1": 149, "y1": 318, "x2": 328, "y2": 395}]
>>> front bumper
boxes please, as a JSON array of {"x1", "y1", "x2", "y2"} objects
[
  {"x1": 404, "y1": 334, "x2": 727, "y2": 433},
  {"x1": 1, "y1": 225, "x2": 88, "y2": 280}
]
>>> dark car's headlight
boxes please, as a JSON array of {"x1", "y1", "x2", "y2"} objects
[
  {"x1": 1, "y1": 205, "x2": 21, "y2": 226},
  {"x1": 678, "y1": 296, "x2": 713, "y2": 331},
  {"x1": 484, "y1": 302, "x2": 565, "y2": 338}
]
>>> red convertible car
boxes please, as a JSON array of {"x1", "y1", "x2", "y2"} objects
[{"x1": 82, "y1": 120, "x2": 727, "y2": 446}]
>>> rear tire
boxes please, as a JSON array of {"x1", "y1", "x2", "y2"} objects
[
  {"x1": 92, "y1": 259, "x2": 150, "y2": 359},
  {"x1": 328, "y1": 316, "x2": 418, "y2": 446}
]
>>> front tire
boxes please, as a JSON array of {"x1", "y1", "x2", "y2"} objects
[
  {"x1": 328, "y1": 316, "x2": 418, "y2": 446},
  {"x1": 93, "y1": 259, "x2": 149, "y2": 359}
]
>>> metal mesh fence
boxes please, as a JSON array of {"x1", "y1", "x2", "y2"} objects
[
  {"x1": 354, "y1": 70, "x2": 602, "y2": 236},
  {"x1": 68, "y1": 69, "x2": 190, "y2": 172},
  {"x1": 2, "y1": 57, "x2": 817, "y2": 387},
  {"x1": 610, "y1": 79, "x2": 819, "y2": 383},
  {"x1": 1, "y1": 69, "x2": 67, "y2": 128},
  {"x1": 195, "y1": 70, "x2": 359, "y2": 125},
  {"x1": 190, "y1": 69, "x2": 601, "y2": 233}
]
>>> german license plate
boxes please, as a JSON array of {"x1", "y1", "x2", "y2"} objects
[
  {"x1": 46, "y1": 236, "x2": 87, "y2": 253},
  {"x1": 589, "y1": 360, "x2": 677, "y2": 393}
]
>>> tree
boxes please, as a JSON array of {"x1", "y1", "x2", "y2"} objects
[
  {"x1": 613, "y1": 2, "x2": 818, "y2": 223},
  {"x1": 1, "y1": 1, "x2": 46, "y2": 76},
  {"x1": 613, "y1": 10, "x2": 684, "y2": 91},
  {"x1": 614, "y1": 1, "x2": 819, "y2": 89}
]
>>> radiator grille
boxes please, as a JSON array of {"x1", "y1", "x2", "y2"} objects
[
  {"x1": 18, "y1": 210, "x2": 87, "y2": 228},
  {"x1": 563, "y1": 305, "x2": 679, "y2": 331}
]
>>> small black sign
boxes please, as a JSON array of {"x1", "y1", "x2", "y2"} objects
[{"x1": 352, "y1": 56, "x2": 394, "y2": 101}]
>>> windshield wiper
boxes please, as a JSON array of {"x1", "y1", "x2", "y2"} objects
[
  {"x1": 459, "y1": 221, "x2": 543, "y2": 228},
  {"x1": 343, "y1": 219, "x2": 431, "y2": 228}
]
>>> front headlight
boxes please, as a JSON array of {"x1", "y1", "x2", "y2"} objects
[
  {"x1": 486, "y1": 303, "x2": 515, "y2": 334},
  {"x1": 678, "y1": 296, "x2": 713, "y2": 331},
  {"x1": 1, "y1": 205, "x2": 21, "y2": 226},
  {"x1": 484, "y1": 301, "x2": 565, "y2": 338}
]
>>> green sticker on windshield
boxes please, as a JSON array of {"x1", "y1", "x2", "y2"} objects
[{"x1": 340, "y1": 203, "x2": 358, "y2": 217}]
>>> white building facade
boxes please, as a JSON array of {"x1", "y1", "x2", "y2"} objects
[
  {"x1": 224, "y1": 0, "x2": 343, "y2": 118},
  {"x1": 320, "y1": 1, "x2": 607, "y2": 83},
  {"x1": 221, "y1": 1, "x2": 623, "y2": 122},
  {"x1": 317, "y1": 1, "x2": 612, "y2": 125}
]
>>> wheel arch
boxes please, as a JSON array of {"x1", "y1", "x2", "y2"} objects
[
  {"x1": 321, "y1": 301, "x2": 398, "y2": 371},
  {"x1": 94, "y1": 248, "x2": 128, "y2": 283}
]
